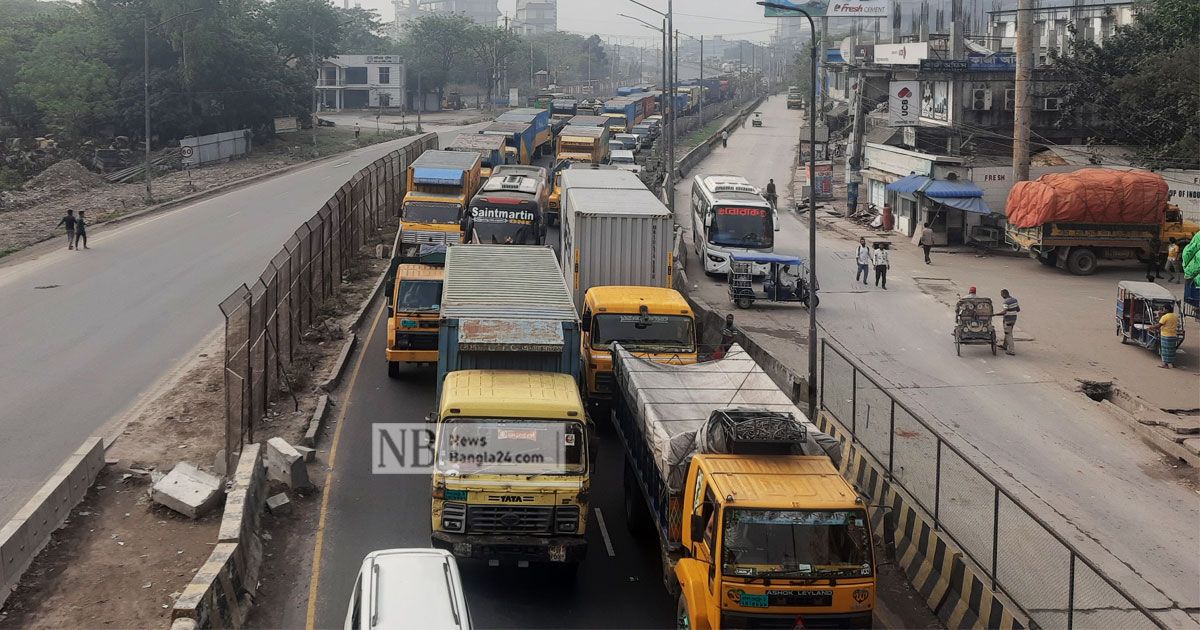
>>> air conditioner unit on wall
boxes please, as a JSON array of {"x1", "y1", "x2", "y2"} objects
[
  {"x1": 1043, "y1": 97, "x2": 1062, "y2": 111},
  {"x1": 971, "y1": 86, "x2": 993, "y2": 111},
  {"x1": 1004, "y1": 89, "x2": 1016, "y2": 111}
]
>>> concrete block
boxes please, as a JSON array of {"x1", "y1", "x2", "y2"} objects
[
  {"x1": 266, "y1": 493, "x2": 292, "y2": 516},
  {"x1": 213, "y1": 449, "x2": 228, "y2": 477},
  {"x1": 170, "y1": 618, "x2": 198, "y2": 630},
  {"x1": 294, "y1": 445, "x2": 316, "y2": 463},
  {"x1": 152, "y1": 462, "x2": 224, "y2": 519},
  {"x1": 265, "y1": 437, "x2": 312, "y2": 489},
  {"x1": 0, "y1": 519, "x2": 32, "y2": 602},
  {"x1": 218, "y1": 444, "x2": 264, "y2": 544},
  {"x1": 301, "y1": 394, "x2": 330, "y2": 448}
]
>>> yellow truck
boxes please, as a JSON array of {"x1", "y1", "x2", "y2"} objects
[
  {"x1": 612, "y1": 344, "x2": 874, "y2": 629},
  {"x1": 401, "y1": 150, "x2": 482, "y2": 247},
  {"x1": 383, "y1": 239, "x2": 445, "y2": 377}
]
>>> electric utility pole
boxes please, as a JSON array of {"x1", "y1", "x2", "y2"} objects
[{"x1": 1012, "y1": 0, "x2": 1034, "y2": 182}]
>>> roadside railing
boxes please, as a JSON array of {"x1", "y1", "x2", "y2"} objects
[
  {"x1": 218, "y1": 133, "x2": 438, "y2": 471},
  {"x1": 819, "y1": 338, "x2": 1165, "y2": 630}
]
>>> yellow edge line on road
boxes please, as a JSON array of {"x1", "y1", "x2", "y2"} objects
[{"x1": 305, "y1": 301, "x2": 386, "y2": 630}]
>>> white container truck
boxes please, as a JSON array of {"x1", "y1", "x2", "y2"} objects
[{"x1": 560, "y1": 186, "x2": 673, "y2": 312}]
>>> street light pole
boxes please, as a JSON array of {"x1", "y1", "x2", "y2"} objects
[
  {"x1": 143, "y1": 7, "x2": 205, "y2": 204},
  {"x1": 759, "y1": 1, "x2": 820, "y2": 422}
]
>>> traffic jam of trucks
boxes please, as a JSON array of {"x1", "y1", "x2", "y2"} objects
[{"x1": 375, "y1": 81, "x2": 887, "y2": 628}]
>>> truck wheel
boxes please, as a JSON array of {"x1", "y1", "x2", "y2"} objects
[
  {"x1": 1036, "y1": 252, "x2": 1056, "y2": 266},
  {"x1": 387, "y1": 361, "x2": 400, "y2": 379},
  {"x1": 1066, "y1": 248, "x2": 1098, "y2": 275},
  {"x1": 676, "y1": 596, "x2": 692, "y2": 630},
  {"x1": 623, "y1": 459, "x2": 652, "y2": 536}
]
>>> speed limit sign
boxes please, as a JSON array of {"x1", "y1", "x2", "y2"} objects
[{"x1": 181, "y1": 146, "x2": 194, "y2": 158}]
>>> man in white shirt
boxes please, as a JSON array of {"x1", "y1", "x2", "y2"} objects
[
  {"x1": 872, "y1": 243, "x2": 890, "y2": 289},
  {"x1": 855, "y1": 237, "x2": 871, "y2": 285}
]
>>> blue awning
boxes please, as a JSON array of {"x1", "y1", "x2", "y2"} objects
[
  {"x1": 412, "y1": 167, "x2": 465, "y2": 186},
  {"x1": 924, "y1": 178, "x2": 984, "y2": 198},
  {"x1": 885, "y1": 174, "x2": 931, "y2": 195},
  {"x1": 934, "y1": 196, "x2": 993, "y2": 214}
]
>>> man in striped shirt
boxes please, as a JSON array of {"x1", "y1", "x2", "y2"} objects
[{"x1": 993, "y1": 289, "x2": 1020, "y2": 355}]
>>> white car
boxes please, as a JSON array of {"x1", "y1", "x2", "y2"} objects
[
  {"x1": 609, "y1": 149, "x2": 640, "y2": 174},
  {"x1": 345, "y1": 548, "x2": 471, "y2": 630}
]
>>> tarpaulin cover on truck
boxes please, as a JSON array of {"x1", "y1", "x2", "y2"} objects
[{"x1": 1005, "y1": 168, "x2": 1168, "y2": 228}]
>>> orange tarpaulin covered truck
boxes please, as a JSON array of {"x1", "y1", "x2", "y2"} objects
[{"x1": 1005, "y1": 169, "x2": 1198, "y2": 275}]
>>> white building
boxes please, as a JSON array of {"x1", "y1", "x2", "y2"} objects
[
  {"x1": 514, "y1": 0, "x2": 556, "y2": 35},
  {"x1": 316, "y1": 55, "x2": 405, "y2": 110},
  {"x1": 425, "y1": 0, "x2": 498, "y2": 26}
]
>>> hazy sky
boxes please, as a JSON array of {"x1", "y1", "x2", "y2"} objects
[{"x1": 358, "y1": 1, "x2": 784, "y2": 44}]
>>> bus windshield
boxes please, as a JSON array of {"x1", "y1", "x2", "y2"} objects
[
  {"x1": 403, "y1": 201, "x2": 461, "y2": 225},
  {"x1": 592, "y1": 314, "x2": 694, "y2": 351},
  {"x1": 710, "y1": 205, "x2": 773, "y2": 249},
  {"x1": 468, "y1": 204, "x2": 541, "y2": 245},
  {"x1": 396, "y1": 279, "x2": 442, "y2": 313},
  {"x1": 435, "y1": 419, "x2": 586, "y2": 476},
  {"x1": 721, "y1": 509, "x2": 872, "y2": 579}
]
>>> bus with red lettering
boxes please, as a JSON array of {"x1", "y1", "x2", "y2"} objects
[{"x1": 689, "y1": 175, "x2": 778, "y2": 275}]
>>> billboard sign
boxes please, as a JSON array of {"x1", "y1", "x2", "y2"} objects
[
  {"x1": 919, "y1": 59, "x2": 968, "y2": 72},
  {"x1": 887, "y1": 81, "x2": 921, "y2": 127},
  {"x1": 764, "y1": 0, "x2": 890, "y2": 18},
  {"x1": 874, "y1": 42, "x2": 929, "y2": 65},
  {"x1": 967, "y1": 53, "x2": 1017, "y2": 71}
]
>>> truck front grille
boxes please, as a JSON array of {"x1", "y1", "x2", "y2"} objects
[
  {"x1": 401, "y1": 229, "x2": 456, "y2": 245},
  {"x1": 466, "y1": 505, "x2": 553, "y2": 534}
]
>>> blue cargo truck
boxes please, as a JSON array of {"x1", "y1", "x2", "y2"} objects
[
  {"x1": 479, "y1": 121, "x2": 535, "y2": 165},
  {"x1": 602, "y1": 99, "x2": 639, "y2": 133},
  {"x1": 497, "y1": 108, "x2": 552, "y2": 157},
  {"x1": 436, "y1": 245, "x2": 581, "y2": 400}
]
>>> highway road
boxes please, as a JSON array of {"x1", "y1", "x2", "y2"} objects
[
  {"x1": 0, "y1": 125, "x2": 480, "y2": 523},
  {"x1": 677, "y1": 95, "x2": 1199, "y2": 625}
]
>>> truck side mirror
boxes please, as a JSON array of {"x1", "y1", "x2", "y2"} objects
[
  {"x1": 689, "y1": 514, "x2": 705, "y2": 544},
  {"x1": 581, "y1": 313, "x2": 591, "y2": 330},
  {"x1": 425, "y1": 412, "x2": 438, "y2": 424}
]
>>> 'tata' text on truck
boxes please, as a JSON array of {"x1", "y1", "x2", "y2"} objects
[
  {"x1": 690, "y1": 174, "x2": 780, "y2": 276},
  {"x1": 401, "y1": 150, "x2": 482, "y2": 247},
  {"x1": 430, "y1": 245, "x2": 589, "y2": 569},
  {"x1": 1005, "y1": 168, "x2": 1199, "y2": 275},
  {"x1": 611, "y1": 345, "x2": 876, "y2": 629},
  {"x1": 463, "y1": 165, "x2": 549, "y2": 246}
]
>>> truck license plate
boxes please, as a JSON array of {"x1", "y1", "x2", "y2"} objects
[{"x1": 738, "y1": 593, "x2": 769, "y2": 608}]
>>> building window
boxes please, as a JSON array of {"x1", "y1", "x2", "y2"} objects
[
  {"x1": 320, "y1": 67, "x2": 337, "y2": 86},
  {"x1": 345, "y1": 67, "x2": 368, "y2": 85},
  {"x1": 378, "y1": 67, "x2": 390, "y2": 84}
]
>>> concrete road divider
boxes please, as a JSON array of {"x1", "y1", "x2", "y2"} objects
[{"x1": 0, "y1": 436, "x2": 105, "y2": 611}]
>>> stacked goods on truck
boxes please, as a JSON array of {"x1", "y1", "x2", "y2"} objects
[
  {"x1": 401, "y1": 150, "x2": 482, "y2": 246},
  {"x1": 566, "y1": 115, "x2": 614, "y2": 130},
  {"x1": 479, "y1": 121, "x2": 536, "y2": 165},
  {"x1": 464, "y1": 165, "x2": 549, "y2": 246},
  {"x1": 602, "y1": 98, "x2": 640, "y2": 133},
  {"x1": 445, "y1": 133, "x2": 507, "y2": 178},
  {"x1": 497, "y1": 108, "x2": 553, "y2": 157},
  {"x1": 384, "y1": 239, "x2": 447, "y2": 376},
  {"x1": 610, "y1": 344, "x2": 873, "y2": 629},
  {"x1": 555, "y1": 126, "x2": 611, "y2": 164},
  {"x1": 429, "y1": 246, "x2": 589, "y2": 570},
  {"x1": 1005, "y1": 169, "x2": 1199, "y2": 275}
]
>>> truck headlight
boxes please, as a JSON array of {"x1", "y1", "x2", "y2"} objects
[
  {"x1": 555, "y1": 506, "x2": 580, "y2": 533},
  {"x1": 442, "y1": 502, "x2": 466, "y2": 532}
]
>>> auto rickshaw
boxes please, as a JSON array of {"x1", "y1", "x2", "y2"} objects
[
  {"x1": 751, "y1": 112, "x2": 763, "y2": 127},
  {"x1": 728, "y1": 253, "x2": 818, "y2": 309},
  {"x1": 1116, "y1": 281, "x2": 1184, "y2": 350}
]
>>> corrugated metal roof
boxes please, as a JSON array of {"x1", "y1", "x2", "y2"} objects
[
  {"x1": 409, "y1": 150, "x2": 480, "y2": 171},
  {"x1": 447, "y1": 134, "x2": 507, "y2": 150},
  {"x1": 558, "y1": 168, "x2": 644, "y2": 191},
  {"x1": 568, "y1": 116, "x2": 610, "y2": 126},
  {"x1": 442, "y1": 245, "x2": 577, "y2": 321},
  {"x1": 457, "y1": 318, "x2": 565, "y2": 351},
  {"x1": 566, "y1": 188, "x2": 670, "y2": 218}
]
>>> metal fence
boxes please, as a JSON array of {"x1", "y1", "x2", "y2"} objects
[
  {"x1": 819, "y1": 338, "x2": 1165, "y2": 630},
  {"x1": 219, "y1": 133, "x2": 439, "y2": 469},
  {"x1": 181, "y1": 129, "x2": 252, "y2": 168}
]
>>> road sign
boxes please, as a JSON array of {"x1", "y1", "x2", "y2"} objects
[{"x1": 180, "y1": 146, "x2": 194, "y2": 158}]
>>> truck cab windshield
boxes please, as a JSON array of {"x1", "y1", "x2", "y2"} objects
[
  {"x1": 592, "y1": 314, "x2": 694, "y2": 351},
  {"x1": 404, "y1": 202, "x2": 461, "y2": 225},
  {"x1": 710, "y1": 206, "x2": 773, "y2": 249},
  {"x1": 436, "y1": 419, "x2": 586, "y2": 476},
  {"x1": 721, "y1": 509, "x2": 872, "y2": 579},
  {"x1": 396, "y1": 280, "x2": 442, "y2": 313}
]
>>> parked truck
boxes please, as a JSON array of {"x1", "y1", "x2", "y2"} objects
[
  {"x1": 1005, "y1": 169, "x2": 1199, "y2": 275},
  {"x1": 567, "y1": 114, "x2": 614, "y2": 130},
  {"x1": 497, "y1": 108, "x2": 553, "y2": 158},
  {"x1": 401, "y1": 150, "x2": 482, "y2": 246},
  {"x1": 479, "y1": 121, "x2": 535, "y2": 165},
  {"x1": 550, "y1": 99, "x2": 578, "y2": 122},
  {"x1": 611, "y1": 344, "x2": 874, "y2": 629},
  {"x1": 445, "y1": 133, "x2": 507, "y2": 178},
  {"x1": 787, "y1": 85, "x2": 803, "y2": 109},
  {"x1": 555, "y1": 125, "x2": 611, "y2": 164},
  {"x1": 429, "y1": 245, "x2": 589, "y2": 570}
]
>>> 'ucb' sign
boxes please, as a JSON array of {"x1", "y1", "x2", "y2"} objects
[{"x1": 887, "y1": 81, "x2": 921, "y2": 127}]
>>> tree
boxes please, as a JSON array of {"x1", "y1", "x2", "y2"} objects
[
  {"x1": 1051, "y1": 0, "x2": 1200, "y2": 169},
  {"x1": 334, "y1": 6, "x2": 388, "y2": 54},
  {"x1": 398, "y1": 13, "x2": 473, "y2": 105},
  {"x1": 464, "y1": 24, "x2": 521, "y2": 106},
  {"x1": 17, "y1": 17, "x2": 118, "y2": 137}
]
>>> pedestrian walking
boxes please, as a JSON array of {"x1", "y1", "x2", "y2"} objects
[
  {"x1": 919, "y1": 222, "x2": 935, "y2": 264},
  {"x1": 992, "y1": 289, "x2": 1020, "y2": 355},
  {"x1": 1166, "y1": 239, "x2": 1182, "y2": 283},
  {"x1": 55, "y1": 210, "x2": 77, "y2": 250},
  {"x1": 1148, "y1": 303, "x2": 1180, "y2": 368},
  {"x1": 854, "y1": 238, "x2": 871, "y2": 285},
  {"x1": 872, "y1": 243, "x2": 890, "y2": 289},
  {"x1": 721, "y1": 130, "x2": 729, "y2": 148},
  {"x1": 354, "y1": 123, "x2": 361, "y2": 139},
  {"x1": 74, "y1": 210, "x2": 88, "y2": 250},
  {"x1": 765, "y1": 178, "x2": 777, "y2": 209}
]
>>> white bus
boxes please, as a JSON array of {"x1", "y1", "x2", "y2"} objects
[{"x1": 690, "y1": 174, "x2": 778, "y2": 275}]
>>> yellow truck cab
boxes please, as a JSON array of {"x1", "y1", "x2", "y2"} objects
[
  {"x1": 581, "y1": 286, "x2": 696, "y2": 404},
  {"x1": 401, "y1": 150, "x2": 482, "y2": 247},
  {"x1": 430, "y1": 370, "x2": 591, "y2": 570},
  {"x1": 384, "y1": 240, "x2": 446, "y2": 376}
]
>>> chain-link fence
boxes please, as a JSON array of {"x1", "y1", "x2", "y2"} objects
[
  {"x1": 218, "y1": 133, "x2": 439, "y2": 470},
  {"x1": 819, "y1": 338, "x2": 1166, "y2": 630}
]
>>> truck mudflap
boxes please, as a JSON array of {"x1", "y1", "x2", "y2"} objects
[
  {"x1": 719, "y1": 610, "x2": 872, "y2": 629},
  {"x1": 431, "y1": 532, "x2": 586, "y2": 564}
]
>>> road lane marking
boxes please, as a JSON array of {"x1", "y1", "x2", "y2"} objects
[
  {"x1": 332, "y1": 161, "x2": 351, "y2": 168},
  {"x1": 304, "y1": 300, "x2": 385, "y2": 630},
  {"x1": 594, "y1": 507, "x2": 616, "y2": 557}
]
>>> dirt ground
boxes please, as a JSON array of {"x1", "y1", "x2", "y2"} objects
[
  {"x1": 0, "y1": 126, "x2": 412, "y2": 257},
  {"x1": 0, "y1": 219, "x2": 395, "y2": 628}
]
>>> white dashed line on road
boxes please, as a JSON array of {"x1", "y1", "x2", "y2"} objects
[{"x1": 595, "y1": 507, "x2": 616, "y2": 557}]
